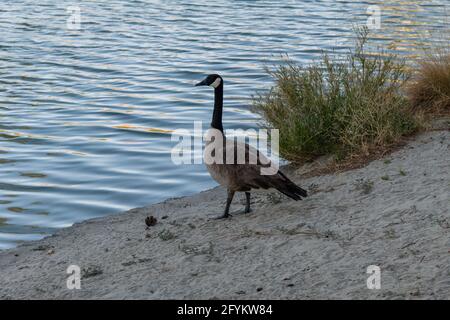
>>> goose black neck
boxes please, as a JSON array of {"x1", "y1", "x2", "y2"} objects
[{"x1": 211, "y1": 84, "x2": 224, "y2": 132}]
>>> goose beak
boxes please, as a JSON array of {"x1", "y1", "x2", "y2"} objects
[{"x1": 195, "y1": 79, "x2": 207, "y2": 86}]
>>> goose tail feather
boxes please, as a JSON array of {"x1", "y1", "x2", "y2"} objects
[{"x1": 275, "y1": 171, "x2": 308, "y2": 200}]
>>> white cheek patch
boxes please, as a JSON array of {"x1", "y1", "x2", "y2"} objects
[{"x1": 209, "y1": 78, "x2": 221, "y2": 88}]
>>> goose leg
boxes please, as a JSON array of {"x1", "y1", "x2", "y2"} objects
[
  {"x1": 215, "y1": 189, "x2": 235, "y2": 219},
  {"x1": 244, "y1": 192, "x2": 251, "y2": 213}
]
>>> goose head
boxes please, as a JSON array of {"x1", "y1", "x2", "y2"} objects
[{"x1": 195, "y1": 74, "x2": 222, "y2": 88}]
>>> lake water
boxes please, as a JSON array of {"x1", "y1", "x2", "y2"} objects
[{"x1": 0, "y1": 0, "x2": 448, "y2": 249}]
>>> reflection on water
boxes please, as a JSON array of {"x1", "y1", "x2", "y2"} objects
[{"x1": 0, "y1": 0, "x2": 448, "y2": 249}]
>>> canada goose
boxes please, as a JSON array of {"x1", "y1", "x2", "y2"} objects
[{"x1": 195, "y1": 74, "x2": 307, "y2": 219}]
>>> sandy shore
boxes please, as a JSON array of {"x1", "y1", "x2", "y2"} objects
[{"x1": 0, "y1": 126, "x2": 449, "y2": 299}]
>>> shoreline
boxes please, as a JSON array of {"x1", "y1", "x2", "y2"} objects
[{"x1": 0, "y1": 127, "x2": 449, "y2": 299}]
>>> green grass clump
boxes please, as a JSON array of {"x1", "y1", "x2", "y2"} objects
[
  {"x1": 254, "y1": 28, "x2": 420, "y2": 164},
  {"x1": 158, "y1": 229, "x2": 176, "y2": 241}
]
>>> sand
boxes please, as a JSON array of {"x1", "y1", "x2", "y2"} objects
[{"x1": 0, "y1": 127, "x2": 449, "y2": 299}]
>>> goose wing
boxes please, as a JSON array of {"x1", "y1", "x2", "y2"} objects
[{"x1": 226, "y1": 141, "x2": 307, "y2": 200}]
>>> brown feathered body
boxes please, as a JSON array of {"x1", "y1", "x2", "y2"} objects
[{"x1": 204, "y1": 129, "x2": 307, "y2": 200}]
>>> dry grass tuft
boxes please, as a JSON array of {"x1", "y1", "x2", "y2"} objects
[{"x1": 407, "y1": 53, "x2": 450, "y2": 115}]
